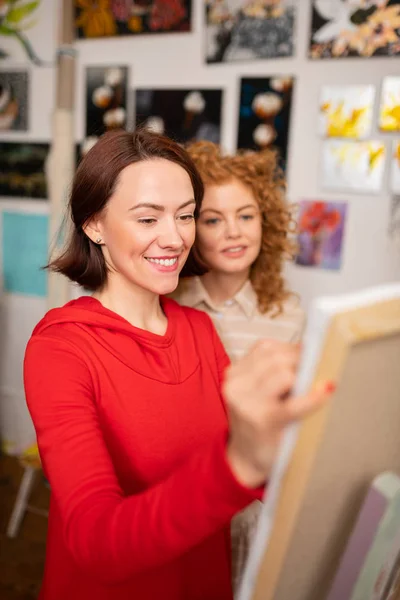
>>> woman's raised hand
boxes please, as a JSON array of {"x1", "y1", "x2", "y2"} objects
[{"x1": 223, "y1": 340, "x2": 334, "y2": 488}]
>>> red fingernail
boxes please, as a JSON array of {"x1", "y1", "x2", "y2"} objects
[{"x1": 325, "y1": 382, "x2": 336, "y2": 394}]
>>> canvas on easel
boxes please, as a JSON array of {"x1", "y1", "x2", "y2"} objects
[{"x1": 238, "y1": 284, "x2": 400, "y2": 600}]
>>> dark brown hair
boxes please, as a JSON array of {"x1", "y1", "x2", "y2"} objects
[
  {"x1": 181, "y1": 141, "x2": 297, "y2": 315},
  {"x1": 48, "y1": 128, "x2": 204, "y2": 290}
]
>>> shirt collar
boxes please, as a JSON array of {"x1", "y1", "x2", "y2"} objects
[
  {"x1": 234, "y1": 280, "x2": 258, "y2": 318},
  {"x1": 179, "y1": 277, "x2": 258, "y2": 319}
]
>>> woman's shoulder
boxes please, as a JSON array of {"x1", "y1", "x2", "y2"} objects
[
  {"x1": 25, "y1": 296, "x2": 103, "y2": 361},
  {"x1": 272, "y1": 293, "x2": 306, "y2": 342}
]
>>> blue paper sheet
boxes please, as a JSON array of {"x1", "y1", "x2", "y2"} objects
[{"x1": 2, "y1": 211, "x2": 48, "y2": 297}]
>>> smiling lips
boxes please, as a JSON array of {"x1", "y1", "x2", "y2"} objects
[
  {"x1": 221, "y1": 246, "x2": 247, "y2": 258},
  {"x1": 145, "y1": 256, "x2": 180, "y2": 272}
]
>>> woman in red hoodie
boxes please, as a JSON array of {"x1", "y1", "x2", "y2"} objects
[{"x1": 24, "y1": 128, "x2": 333, "y2": 600}]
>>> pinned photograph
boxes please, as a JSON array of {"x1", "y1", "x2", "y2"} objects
[
  {"x1": 135, "y1": 88, "x2": 223, "y2": 143},
  {"x1": 85, "y1": 66, "x2": 129, "y2": 148},
  {"x1": 379, "y1": 76, "x2": 400, "y2": 132},
  {"x1": 205, "y1": 0, "x2": 296, "y2": 63},
  {"x1": 391, "y1": 140, "x2": 400, "y2": 193},
  {"x1": 319, "y1": 85, "x2": 375, "y2": 139},
  {"x1": 237, "y1": 76, "x2": 294, "y2": 169},
  {"x1": 295, "y1": 200, "x2": 347, "y2": 270},
  {"x1": 1, "y1": 211, "x2": 48, "y2": 297},
  {"x1": 0, "y1": 1, "x2": 46, "y2": 66},
  {"x1": 0, "y1": 71, "x2": 29, "y2": 131},
  {"x1": 321, "y1": 139, "x2": 386, "y2": 193},
  {"x1": 309, "y1": 1, "x2": 400, "y2": 59},
  {"x1": 75, "y1": 0, "x2": 192, "y2": 38},
  {"x1": 0, "y1": 142, "x2": 49, "y2": 199}
]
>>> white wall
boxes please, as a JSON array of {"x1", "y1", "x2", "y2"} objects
[
  {"x1": 0, "y1": 0, "x2": 399, "y2": 452},
  {"x1": 0, "y1": 0, "x2": 57, "y2": 452}
]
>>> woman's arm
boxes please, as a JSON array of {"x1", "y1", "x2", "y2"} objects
[{"x1": 24, "y1": 336, "x2": 260, "y2": 585}]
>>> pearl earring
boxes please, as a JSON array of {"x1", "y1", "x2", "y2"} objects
[{"x1": 95, "y1": 237, "x2": 102, "y2": 244}]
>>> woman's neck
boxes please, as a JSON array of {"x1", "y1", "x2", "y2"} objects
[
  {"x1": 93, "y1": 274, "x2": 167, "y2": 335},
  {"x1": 200, "y1": 270, "x2": 250, "y2": 306}
]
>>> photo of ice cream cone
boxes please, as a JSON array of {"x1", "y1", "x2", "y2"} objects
[
  {"x1": 237, "y1": 76, "x2": 294, "y2": 169},
  {"x1": 86, "y1": 66, "x2": 128, "y2": 137}
]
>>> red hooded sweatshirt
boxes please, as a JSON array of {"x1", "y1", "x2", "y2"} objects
[{"x1": 24, "y1": 296, "x2": 262, "y2": 600}]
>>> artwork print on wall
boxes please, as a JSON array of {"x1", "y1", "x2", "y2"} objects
[
  {"x1": 75, "y1": 0, "x2": 192, "y2": 38},
  {"x1": 205, "y1": 0, "x2": 296, "y2": 63},
  {"x1": 309, "y1": 1, "x2": 400, "y2": 59},
  {"x1": 135, "y1": 88, "x2": 223, "y2": 144},
  {"x1": 237, "y1": 76, "x2": 294, "y2": 170},
  {"x1": 0, "y1": 0, "x2": 47, "y2": 66},
  {"x1": 319, "y1": 85, "x2": 375, "y2": 139},
  {"x1": 0, "y1": 142, "x2": 49, "y2": 199},
  {"x1": 379, "y1": 76, "x2": 400, "y2": 132},
  {"x1": 85, "y1": 66, "x2": 129, "y2": 142},
  {"x1": 295, "y1": 200, "x2": 348, "y2": 271},
  {"x1": 0, "y1": 71, "x2": 29, "y2": 131},
  {"x1": 1, "y1": 211, "x2": 48, "y2": 297},
  {"x1": 321, "y1": 139, "x2": 386, "y2": 193}
]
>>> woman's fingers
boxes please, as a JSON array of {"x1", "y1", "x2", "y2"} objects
[
  {"x1": 277, "y1": 382, "x2": 335, "y2": 424},
  {"x1": 224, "y1": 334, "x2": 337, "y2": 488}
]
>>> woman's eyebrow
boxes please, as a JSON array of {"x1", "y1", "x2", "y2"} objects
[{"x1": 129, "y1": 199, "x2": 196, "y2": 212}]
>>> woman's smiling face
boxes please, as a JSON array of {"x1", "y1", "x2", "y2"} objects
[
  {"x1": 84, "y1": 158, "x2": 197, "y2": 296},
  {"x1": 196, "y1": 178, "x2": 262, "y2": 277}
]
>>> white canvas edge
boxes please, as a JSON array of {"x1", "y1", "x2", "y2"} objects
[{"x1": 237, "y1": 283, "x2": 400, "y2": 600}]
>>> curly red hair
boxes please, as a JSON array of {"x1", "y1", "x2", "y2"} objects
[{"x1": 183, "y1": 141, "x2": 297, "y2": 315}]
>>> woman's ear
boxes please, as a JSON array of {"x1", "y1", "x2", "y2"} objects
[{"x1": 82, "y1": 216, "x2": 104, "y2": 245}]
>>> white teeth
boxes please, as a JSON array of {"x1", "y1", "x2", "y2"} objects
[
  {"x1": 146, "y1": 257, "x2": 178, "y2": 266},
  {"x1": 225, "y1": 247, "x2": 244, "y2": 253}
]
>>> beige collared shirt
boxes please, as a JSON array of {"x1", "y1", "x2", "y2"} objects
[{"x1": 174, "y1": 276, "x2": 306, "y2": 362}]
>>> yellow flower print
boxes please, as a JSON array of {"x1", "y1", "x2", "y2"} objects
[
  {"x1": 331, "y1": 142, "x2": 385, "y2": 174},
  {"x1": 380, "y1": 80, "x2": 400, "y2": 132},
  {"x1": 75, "y1": 0, "x2": 117, "y2": 38},
  {"x1": 322, "y1": 101, "x2": 370, "y2": 139},
  {"x1": 380, "y1": 101, "x2": 400, "y2": 132}
]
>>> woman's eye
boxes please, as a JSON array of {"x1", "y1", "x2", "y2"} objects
[
  {"x1": 138, "y1": 218, "x2": 157, "y2": 225},
  {"x1": 240, "y1": 214, "x2": 254, "y2": 221},
  {"x1": 179, "y1": 214, "x2": 195, "y2": 222},
  {"x1": 204, "y1": 218, "x2": 220, "y2": 225}
]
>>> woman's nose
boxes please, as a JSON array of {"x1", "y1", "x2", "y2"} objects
[
  {"x1": 158, "y1": 221, "x2": 184, "y2": 249},
  {"x1": 225, "y1": 218, "x2": 241, "y2": 238}
]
